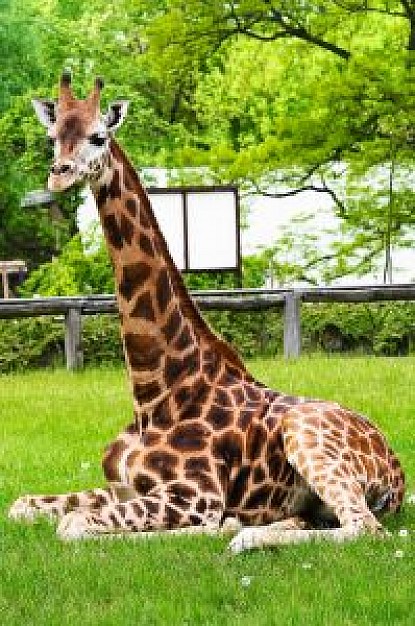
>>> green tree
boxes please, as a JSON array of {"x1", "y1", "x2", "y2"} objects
[
  {"x1": 143, "y1": 2, "x2": 415, "y2": 281},
  {"x1": 0, "y1": 0, "x2": 181, "y2": 266},
  {"x1": 4, "y1": 0, "x2": 415, "y2": 283}
]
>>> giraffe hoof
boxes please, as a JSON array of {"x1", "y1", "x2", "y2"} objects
[
  {"x1": 228, "y1": 527, "x2": 261, "y2": 554},
  {"x1": 9, "y1": 496, "x2": 38, "y2": 522},
  {"x1": 220, "y1": 517, "x2": 243, "y2": 534},
  {"x1": 57, "y1": 511, "x2": 95, "y2": 540}
]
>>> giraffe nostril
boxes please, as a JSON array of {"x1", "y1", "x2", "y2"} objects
[{"x1": 51, "y1": 163, "x2": 72, "y2": 175}]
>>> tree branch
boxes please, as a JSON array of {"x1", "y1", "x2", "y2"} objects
[
  {"x1": 249, "y1": 180, "x2": 347, "y2": 217},
  {"x1": 331, "y1": 0, "x2": 406, "y2": 18},
  {"x1": 222, "y1": 0, "x2": 351, "y2": 60}
]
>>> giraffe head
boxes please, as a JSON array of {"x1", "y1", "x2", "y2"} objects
[{"x1": 32, "y1": 72, "x2": 129, "y2": 191}]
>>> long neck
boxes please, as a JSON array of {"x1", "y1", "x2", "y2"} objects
[{"x1": 93, "y1": 140, "x2": 247, "y2": 426}]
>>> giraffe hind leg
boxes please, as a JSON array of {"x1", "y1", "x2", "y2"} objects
[
  {"x1": 229, "y1": 403, "x2": 392, "y2": 554},
  {"x1": 280, "y1": 404, "x2": 387, "y2": 535},
  {"x1": 228, "y1": 479, "x2": 385, "y2": 553}
]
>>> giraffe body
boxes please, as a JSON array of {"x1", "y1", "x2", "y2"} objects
[{"x1": 9, "y1": 75, "x2": 405, "y2": 551}]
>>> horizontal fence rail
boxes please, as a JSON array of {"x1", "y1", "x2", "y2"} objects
[{"x1": 1, "y1": 285, "x2": 415, "y2": 369}]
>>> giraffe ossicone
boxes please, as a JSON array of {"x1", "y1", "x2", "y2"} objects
[{"x1": 9, "y1": 74, "x2": 405, "y2": 551}]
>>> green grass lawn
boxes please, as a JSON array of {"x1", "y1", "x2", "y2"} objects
[{"x1": 1, "y1": 357, "x2": 414, "y2": 626}]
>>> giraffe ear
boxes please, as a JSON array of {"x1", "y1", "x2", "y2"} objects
[
  {"x1": 105, "y1": 101, "x2": 129, "y2": 132},
  {"x1": 32, "y1": 99, "x2": 57, "y2": 128}
]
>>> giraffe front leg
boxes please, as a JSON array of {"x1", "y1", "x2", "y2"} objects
[
  {"x1": 9, "y1": 482, "x2": 138, "y2": 522},
  {"x1": 56, "y1": 482, "x2": 224, "y2": 540}
]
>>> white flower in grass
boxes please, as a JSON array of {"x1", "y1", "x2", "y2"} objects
[
  {"x1": 240, "y1": 576, "x2": 252, "y2": 587},
  {"x1": 80, "y1": 461, "x2": 91, "y2": 471},
  {"x1": 394, "y1": 550, "x2": 404, "y2": 558},
  {"x1": 407, "y1": 493, "x2": 415, "y2": 505},
  {"x1": 302, "y1": 562, "x2": 312, "y2": 570},
  {"x1": 398, "y1": 529, "x2": 409, "y2": 538}
]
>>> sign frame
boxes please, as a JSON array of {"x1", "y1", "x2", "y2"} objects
[{"x1": 148, "y1": 185, "x2": 241, "y2": 276}]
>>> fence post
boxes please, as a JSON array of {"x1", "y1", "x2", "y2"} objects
[
  {"x1": 283, "y1": 292, "x2": 301, "y2": 358},
  {"x1": 65, "y1": 308, "x2": 83, "y2": 370}
]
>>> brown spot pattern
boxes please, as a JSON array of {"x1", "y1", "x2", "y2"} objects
[
  {"x1": 246, "y1": 423, "x2": 267, "y2": 461},
  {"x1": 168, "y1": 422, "x2": 209, "y2": 452},
  {"x1": 162, "y1": 308, "x2": 182, "y2": 342},
  {"x1": 120, "y1": 214, "x2": 134, "y2": 245},
  {"x1": 227, "y1": 465, "x2": 251, "y2": 507},
  {"x1": 131, "y1": 292, "x2": 156, "y2": 320},
  {"x1": 133, "y1": 472, "x2": 158, "y2": 495},
  {"x1": 139, "y1": 232, "x2": 154, "y2": 257},
  {"x1": 103, "y1": 214, "x2": 123, "y2": 249},
  {"x1": 124, "y1": 333, "x2": 162, "y2": 371},
  {"x1": 206, "y1": 405, "x2": 232, "y2": 430},
  {"x1": 174, "y1": 326, "x2": 193, "y2": 351},
  {"x1": 213, "y1": 432, "x2": 243, "y2": 469},
  {"x1": 109, "y1": 170, "x2": 121, "y2": 198},
  {"x1": 152, "y1": 403, "x2": 174, "y2": 430},
  {"x1": 119, "y1": 262, "x2": 151, "y2": 301},
  {"x1": 144, "y1": 450, "x2": 178, "y2": 482},
  {"x1": 125, "y1": 198, "x2": 137, "y2": 217},
  {"x1": 156, "y1": 268, "x2": 171, "y2": 314},
  {"x1": 185, "y1": 456, "x2": 211, "y2": 474},
  {"x1": 133, "y1": 380, "x2": 161, "y2": 404}
]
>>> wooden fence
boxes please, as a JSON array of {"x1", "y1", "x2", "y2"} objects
[{"x1": 1, "y1": 285, "x2": 415, "y2": 369}]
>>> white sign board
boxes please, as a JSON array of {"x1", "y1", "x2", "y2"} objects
[
  {"x1": 150, "y1": 193, "x2": 185, "y2": 269},
  {"x1": 148, "y1": 187, "x2": 240, "y2": 272}
]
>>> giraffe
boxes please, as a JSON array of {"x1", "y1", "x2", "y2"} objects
[{"x1": 9, "y1": 73, "x2": 405, "y2": 552}]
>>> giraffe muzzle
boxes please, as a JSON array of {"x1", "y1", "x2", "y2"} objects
[{"x1": 48, "y1": 160, "x2": 78, "y2": 191}]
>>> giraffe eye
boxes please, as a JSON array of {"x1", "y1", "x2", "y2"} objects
[{"x1": 89, "y1": 133, "x2": 107, "y2": 147}]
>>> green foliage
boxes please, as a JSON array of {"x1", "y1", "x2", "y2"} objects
[
  {"x1": 0, "y1": 0, "x2": 190, "y2": 267},
  {"x1": 0, "y1": 0, "x2": 43, "y2": 112},
  {"x1": 0, "y1": 317, "x2": 65, "y2": 372},
  {"x1": 82, "y1": 315, "x2": 123, "y2": 365},
  {"x1": 3, "y1": 301, "x2": 415, "y2": 373},
  {"x1": 145, "y1": 2, "x2": 415, "y2": 273},
  {"x1": 3, "y1": 0, "x2": 415, "y2": 285},
  {"x1": 302, "y1": 302, "x2": 415, "y2": 355},
  {"x1": 20, "y1": 228, "x2": 114, "y2": 296},
  {"x1": 0, "y1": 315, "x2": 123, "y2": 372}
]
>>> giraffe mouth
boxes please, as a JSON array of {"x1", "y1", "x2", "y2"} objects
[{"x1": 47, "y1": 170, "x2": 83, "y2": 192}]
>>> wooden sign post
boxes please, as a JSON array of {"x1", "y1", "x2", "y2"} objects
[{"x1": 0, "y1": 261, "x2": 27, "y2": 299}]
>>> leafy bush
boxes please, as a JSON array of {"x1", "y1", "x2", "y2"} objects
[
  {"x1": 0, "y1": 317, "x2": 65, "y2": 372},
  {"x1": 2, "y1": 302, "x2": 415, "y2": 373},
  {"x1": 203, "y1": 310, "x2": 282, "y2": 357},
  {"x1": 20, "y1": 228, "x2": 115, "y2": 297},
  {"x1": 301, "y1": 302, "x2": 415, "y2": 355},
  {"x1": 0, "y1": 315, "x2": 122, "y2": 373},
  {"x1": 82, "y1": 316, "x2": 123, "y2": 365}
]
